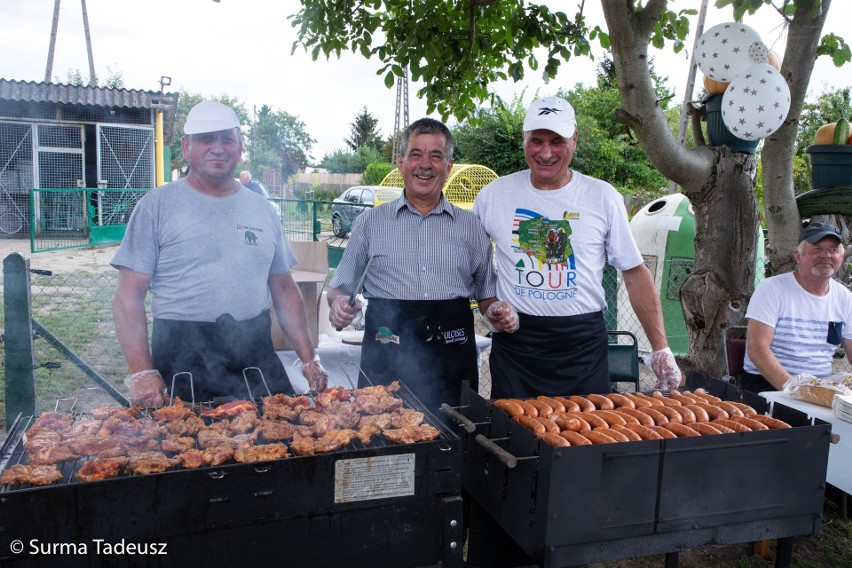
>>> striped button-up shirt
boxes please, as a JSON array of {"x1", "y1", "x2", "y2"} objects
[{"x1": 330, "y1": 194, "x2": 497, "y2": 301}]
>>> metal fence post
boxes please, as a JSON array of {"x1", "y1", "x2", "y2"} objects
[
  {"x1": 3, "y1": 252, "x2": 36, "y2": 427},
  {"x1": 312, "y1": 200, "x2": 320, "y2": 241}
]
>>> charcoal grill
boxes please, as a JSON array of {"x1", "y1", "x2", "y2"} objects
[
  {"x1": 0, "y1": 381, "x2": 463, "y2": 568},
  {"x1": 451, "y1": 379, "x2": 832, "y2": 568}
]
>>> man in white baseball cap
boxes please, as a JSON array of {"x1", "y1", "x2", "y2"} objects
[
  {"x1": 468, "y1": 93, "x2": 679, "y2": 567},
  {"x1": 111, "y1": 100, "x2": 327, "y2": 407},
  {"x1": 522, "y1": 95, "x2": 577, "y2": 139},
  {"x1": 473, "y1": 94, "x2": 679, "y2": 398},
  {"x1": 183, "y1": 100, "x2": 240, "y2": 135}
]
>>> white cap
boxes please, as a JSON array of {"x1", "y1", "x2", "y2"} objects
[
  {"x1": 523, "y1": 96, "x2": 577, "y2": 138},
  {"x1": 184, "y1": 100, "x2": 240, "y2": 135}
]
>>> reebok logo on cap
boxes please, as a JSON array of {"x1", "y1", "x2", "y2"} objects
[{"x1": 524, "y1": 96, "x2": 577, "y2": 138}]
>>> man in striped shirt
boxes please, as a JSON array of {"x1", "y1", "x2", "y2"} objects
[
  {"x1": 743, "y1": 222, "x2": 852, "y2": 393},
  {"x1": 328, "y1": 118, "x2": 518, "y2": 417}
]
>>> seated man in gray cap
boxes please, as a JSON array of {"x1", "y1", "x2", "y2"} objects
[
  {"x1": 743, "y1": 221, "x2": 852, "y2": 393},
  {"x1": 111, "y1": 100, "x2": 327, "y2": 407}
]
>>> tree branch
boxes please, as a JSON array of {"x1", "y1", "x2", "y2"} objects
[{"x1": 602, "y1": 0, "x2": 715, "y2": 189}]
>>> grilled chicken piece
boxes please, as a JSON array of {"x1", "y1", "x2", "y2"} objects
[
  {"x1": 234, "y1": 443, "x2": 290, "y2": 463},
  {"x1": 98, "y1": 413, "x2": 146, "y2": 437},
  {"x1": 65, "y1": 434, "x2": 105, "y2": 457},
  {"x1": 353, "y1": 381, "x2": 401, "y2": 397},
  {"x1": 30, "y1": 411, "x2": 75, "y2": 433},
  {"x1": 196, "y1": 427, "x2": 258, "y2": 450},
  {"x1": 153, "y1": 398, "x2": 194, "y2": 422},
  {"x1": 355, "y1": 424, "x2": 381, "y2": 444},
  {"x1": 159, "y1": 414, "x2": 205, "y2": 437},
  {"x1": 315, "y1": 386, "x2": 352, "y2": 408},
  {"x1": 200, "y1": 400, "x2": 258, "y2": 420},
  {"x1": 0, "y1": 463, "x2": 63, "y2": 486},
  {"x1": 226, "y1": 411, "x2": 259, "y2": 435},
  {"x1": 24, "y1": 429, "x2": 78, "y2": 465},
  {"x1": 260, "y1": 394, "x2": 311, "y2": 421},
  {"x1": 161, "y1": 436, "x2": 196, "y2": 453},
  {"x1": 354, "y1": 393, "x2": 403, "y2": 415},
  {"x1": 257, "y1": 419, "x2": 296, "y2": 441},
  {"x1": 390, "y1": 408, "x2": 425, "y2": 429},
  {"x1": 360, "y1": 413, "x2": 394, "y2": 430},
  {"x1": 63, "y1": 418, "x2": 103, "y2": 439},
  {"x1": 90, "y1": 406, "x2": 141, "y2": 421},
  {"x1": 289, "y1": 429, "x2": 358, "y2": 456},
  {"x1": 75, "y1": 457, "x2": 129, "y2": 482},
  {"x1": 178, "y1": 448, "x2": 204, "y2": 469},
  {"x1": 126, "y1": 451, "x2": 180, "y2": 475},
  {"x1": 201, "y1": 445, "x2": 234, "y2": 466},
  {"x1": 360, "y1": 408, "x2": 425, "y2": 431},
  {"x1": 382, "y1": 424, "x2": 441, "y2": 444}
]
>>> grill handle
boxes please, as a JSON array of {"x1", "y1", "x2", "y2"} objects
[
  {"x1": 440, "y1": 403, "x2": 476, "y2": 433},
  {"x1": 475, "y1": 434, "x2": 518, "y2": 469}
]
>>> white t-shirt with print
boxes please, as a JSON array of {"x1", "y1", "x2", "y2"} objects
[{"x1": 472, "y1": 170, "x2": 642, "y2": 317}]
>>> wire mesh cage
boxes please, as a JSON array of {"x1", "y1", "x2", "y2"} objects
[{"x1": 379, "y1": 164, "x2": 498, "y2": 210}]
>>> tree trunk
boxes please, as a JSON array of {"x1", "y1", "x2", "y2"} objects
[
  {"x1": 762, "y1": 0, "x2": 832, "y2": 276},
  {"x1": 603, "y1": 1, "x2": 759, "y2": 379},
  {"x1": 679, "y1": 148, "x2": 759, "y2": 376}
]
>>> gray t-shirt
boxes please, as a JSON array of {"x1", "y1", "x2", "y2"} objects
[{"x1": 111, "y1": 178, "x2": 295, "y2": 322}]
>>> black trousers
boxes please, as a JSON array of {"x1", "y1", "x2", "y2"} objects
[{"x1": 152, "y1": 309, "x2": 294, "y2": 403}]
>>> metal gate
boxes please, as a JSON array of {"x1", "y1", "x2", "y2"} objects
[
  {"x1": 0, "y1": 122, "x2": 34, "y2": 237},
  {"x1": 92, "y1": 124, "x2": 155, "y2": 243},
  {"x1": 97, "y1": 124, "x2": 154, "y2": 189},
  {"x1": 36, "y1": 123, "x2": 86, "y2": 229}
]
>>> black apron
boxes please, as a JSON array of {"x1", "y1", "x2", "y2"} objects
[
  {"x1": 360, "y1": 297, "x2": 477, "y2": 417},
  {"x1": 152, "y1": 309, "x2": 294, "y2": 403},
  {"x1": 489, "y1": 311, "x2": 609, "y2": 399}
]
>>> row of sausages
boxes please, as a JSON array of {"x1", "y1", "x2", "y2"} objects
[{"x1": 493, "y1": 389, "x2": 791, "y2": 447}]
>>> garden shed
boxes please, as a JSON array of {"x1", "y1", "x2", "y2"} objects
[{"x1": 0, "y1": 78, "x2": 178, "y2": 241}]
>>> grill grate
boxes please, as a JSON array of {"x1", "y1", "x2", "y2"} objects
[{"x1": 0, "y1": 380, "x2": 453, "y2": 493}]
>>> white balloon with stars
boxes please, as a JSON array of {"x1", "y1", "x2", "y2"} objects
[
  {"x1": 696, "y1": 22, "x2": 764, "y2": 82},
  {"x1": 721, "y1": 63, "x2": 791, "y2": 141}
]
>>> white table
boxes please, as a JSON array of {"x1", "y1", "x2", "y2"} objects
[{"x1": 761, "y1": 391, "x2": 852, "y2": 495}]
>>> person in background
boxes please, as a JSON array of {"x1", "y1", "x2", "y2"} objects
[
  {"x1": 743, "y1": 221, "x2": 852, "y2": 393},
  {"x1": 239, "y1": 170, "x2": 267, "y2": 197},
  {"x1": 472, "y1": 96, "x2": 681, "y2": 400},
  {"x1": 327, "y1": 117, "x2": 518, "y2": 417},
  {"x1": 112, "y1": 100, "x2": 327, "y2": 407}
]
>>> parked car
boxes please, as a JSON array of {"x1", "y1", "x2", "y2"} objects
[{"x1": 330, "y1": 185, "x2": 402, "y2": 237}]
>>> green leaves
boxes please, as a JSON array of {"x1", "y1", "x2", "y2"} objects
[
  {"x1": 817, "y1": 34, "x2": 852, "y2": 67},
  {"x1": 290, "y1": 0, "x2": 593, "y2": 123}
]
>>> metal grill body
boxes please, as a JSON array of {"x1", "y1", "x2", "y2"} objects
[
  {"x1": 0, "y1": 388, "x2": 464, "y2": 568},
  {"x1": 459, "y1": 383, "x2": 832, "y2": 567}
]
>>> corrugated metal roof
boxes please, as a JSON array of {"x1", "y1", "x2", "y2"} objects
[{"x1": 0, "y1": 78, "x2": 177, "y2": 110}]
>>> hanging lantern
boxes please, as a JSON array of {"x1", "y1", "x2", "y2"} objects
[
  {"x1": 696, "y1": 22, "x2": 764, "y2": 82},
  {"x1": 721, "y1": 63, "x2": 791, "y2": 141}
]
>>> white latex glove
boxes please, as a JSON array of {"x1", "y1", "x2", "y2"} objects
[
  {"x1": 329, "y1": 295, "x2": 363, "y2": 330},
  {"x1": 484, "y1": 301, "x2": 520, "y2": 333},
  {"x1": 644, "y1": 347, "x2": 682, "y2": 391},
  {"x1": 124, "y1": 369, "x2": 168, "y2": 408},
  {"x1": 300, "y1": 354, "x2": 328, "y2": 393}
]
